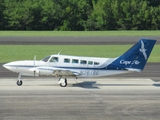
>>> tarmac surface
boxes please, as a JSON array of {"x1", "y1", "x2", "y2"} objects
[
  {"x1": 0, "y1": 36, "x2": 160, "y2": 120},
  {"x1": 0, "y1": 36, "x2": 160, "y2": 45},
  {"x1": 0, "y1": 78, "x2": 160, "y2": 120}
]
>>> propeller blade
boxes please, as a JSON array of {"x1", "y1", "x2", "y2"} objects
[
  {"x1": 34, "y1": 55, "x2": 36, "y2": 76},
  {"x1": 34, "y1": 55, "x2": 36, "y2": 67}
]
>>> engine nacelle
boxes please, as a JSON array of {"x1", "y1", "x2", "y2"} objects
[{"x1": 36, "y1": 69, "x2": 53, "y2": 76}]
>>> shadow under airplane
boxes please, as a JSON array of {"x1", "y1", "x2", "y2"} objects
[{"x1": 72, "y1": 81, "x2": 160, "y2": 89}]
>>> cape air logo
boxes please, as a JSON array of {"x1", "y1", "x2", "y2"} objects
[
  {"x1": 120, "y1": 60, "x2": 140, "y2": 65},
  {"x1": 139, "y1": 40, "x2": 147, "y2": 60}
]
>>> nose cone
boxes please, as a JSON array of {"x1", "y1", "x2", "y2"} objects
[
  {"x1": 3, "y1": 63, "x2": 11, "y2": 70},
  {"x1": 3, "y1": 63, "x2": 7, "y2": 68}
]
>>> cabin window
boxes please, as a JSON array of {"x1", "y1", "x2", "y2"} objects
[
  {"x1": 72, "y1": 59, "x2": 79, "y2": 64},
  {"x1": 80, "y1": 60, "x2": 87, "y2": 64},
  {"x1": 88, "y1": 61, "x2": 93, "y2": 65},
  {"x1": 94, "y1": 62, "x2": 100, "y2": 65},
  {"x1": 64, "y1": 58, "x2": 70, "y2": 63},
  {"x1": 42, "y1": 56, "x2": 51, "y2": 62},
  {"x1": 50, "y1": 57, "x2": 59, "y2": 62}
]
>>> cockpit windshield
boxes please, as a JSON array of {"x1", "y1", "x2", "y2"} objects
[{"x1": 41, "y1": 56, "x2": 51, "y2": 62}]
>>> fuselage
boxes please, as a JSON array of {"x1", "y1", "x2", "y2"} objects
[{"x1": 3, "y1": 54, "x2": 130, "y2": 77}]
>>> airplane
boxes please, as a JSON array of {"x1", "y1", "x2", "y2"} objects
[{"x1": 3, "y1": 39, "x2": 156, "y2": 87}]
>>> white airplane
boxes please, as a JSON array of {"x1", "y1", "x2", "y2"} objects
[{"x1": 3, "y1": 39, "x2": 156, "y2": 87}]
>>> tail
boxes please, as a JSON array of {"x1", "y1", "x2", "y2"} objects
[{"x1": 107, "y1": 39, "x2": 156, "y2": 72}]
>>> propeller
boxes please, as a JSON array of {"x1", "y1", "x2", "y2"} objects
[{"x1": 34, "y1": 55, "x2": 36, "y2": 76}]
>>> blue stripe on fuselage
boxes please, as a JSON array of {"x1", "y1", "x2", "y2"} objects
[{"x1": 5, "y1": 65, "x2": 126, "y2": 71}]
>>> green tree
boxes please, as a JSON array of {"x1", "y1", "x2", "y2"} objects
[
  {"x1": 84, "y1": 0, "x2": 106, "y2": 30},
  {"x1": 0, "y1": 0, "x2": 5, "y2": 30},
  {"x1": 150, "y1": 6, "x2": 160, "y2": 29},
  {"x1": 146, "y1": 0, "x2": 160, "y2": 7},
  {"x1": 1, "y1": 0, "x2": 160, "y2": 30},
  {"x1": 40, "y1": 0, "x2": 61, "y2": 30},
  {"x1": 57, "y1": 0, "x2": 92, "y2": 31},
  {"x1": 4, "y1": 0, "x2": 33, "y2": 30}
]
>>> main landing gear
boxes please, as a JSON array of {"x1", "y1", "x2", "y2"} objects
[
  {"x1": 58, "y1": 78, "x2": 68, "y2": 87},
  {"x1": 17, "y1": 73, "x2": 23, "y2": 86}
]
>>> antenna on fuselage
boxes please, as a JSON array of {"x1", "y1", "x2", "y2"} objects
[{"x1": 58, "y1": 50, "x2": 62, "y2": 55}]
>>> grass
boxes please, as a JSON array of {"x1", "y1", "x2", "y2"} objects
[
  {"x1": 0, "y1": 45, "x2": 159, "y2": 63},
  {"x1": 0, "y1": 31, "x2": 160, "y2": 36}
]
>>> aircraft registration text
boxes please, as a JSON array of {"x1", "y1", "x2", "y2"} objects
[{"x1": 80, "y1": 70, "x2": 99, "y2": 76}]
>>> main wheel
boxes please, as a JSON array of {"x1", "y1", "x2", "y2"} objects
[
  {"x1": 59, "y1": 78, "x2": 67, "y2": 87},
  {"x1": 17, "y1": 80, "x2": 23, "y2": 86}
]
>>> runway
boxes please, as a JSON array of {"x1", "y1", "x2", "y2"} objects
[{"x1": 0, "y1": 78, "x2": 160, "y2": 120}]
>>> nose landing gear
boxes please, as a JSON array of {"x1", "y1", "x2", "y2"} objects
[
  {"x1": 17, "y1": 73, "x2": 23, "y2": 86},
  {"x1": 17, "y1": 80, "x2": 23, "y2": 86}
]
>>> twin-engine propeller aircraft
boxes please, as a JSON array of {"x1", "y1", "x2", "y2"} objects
[{"x1": 3, "y1": 39, "x2": 156, "y2": 87}]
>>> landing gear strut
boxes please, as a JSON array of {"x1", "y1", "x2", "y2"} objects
[
  {"x1": 58, "y1": 78, "x2": 67, "y2": 87},
  {"x1": 17, "y1": 73, "x2": 23, "y2": 86}
]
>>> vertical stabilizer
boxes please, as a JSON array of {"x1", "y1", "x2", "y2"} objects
[{"x1": 107, "y1": 39, "x2": 156, "y2": 71}]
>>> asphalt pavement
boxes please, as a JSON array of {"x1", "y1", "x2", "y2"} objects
[
  {"x1": 0, "y1": 78, "x2": 160, "y2": 120},
  {"x1": 0, "y1": 36, "x2": 160, "y2": 45}
]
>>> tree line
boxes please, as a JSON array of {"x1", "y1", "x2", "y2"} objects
[{"x1": 0, "y1": 0, "x2": 160, "y2": 30}]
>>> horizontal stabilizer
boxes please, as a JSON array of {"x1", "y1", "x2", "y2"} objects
[{"x1": 125, "y1": 68, "x2": 141, "y2": 72}]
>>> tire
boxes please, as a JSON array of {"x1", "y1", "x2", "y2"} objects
[
  {"x1": 17, "y1": 80, "x2": 23, "y2": 86},
  {"x1": 59, "y1": 78, "x2": 67, "y2": 87}
]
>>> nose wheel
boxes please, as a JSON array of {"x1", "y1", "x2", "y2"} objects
[
  {"x1": 17, "y1": 73, "x2": 23, "y2": 86},
  {"x1": 58, "y1": 78, "x2": 67, "y2": 87},
  {"x1": 17, "y1": 80, "x2": 23, "y2": 86}
]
